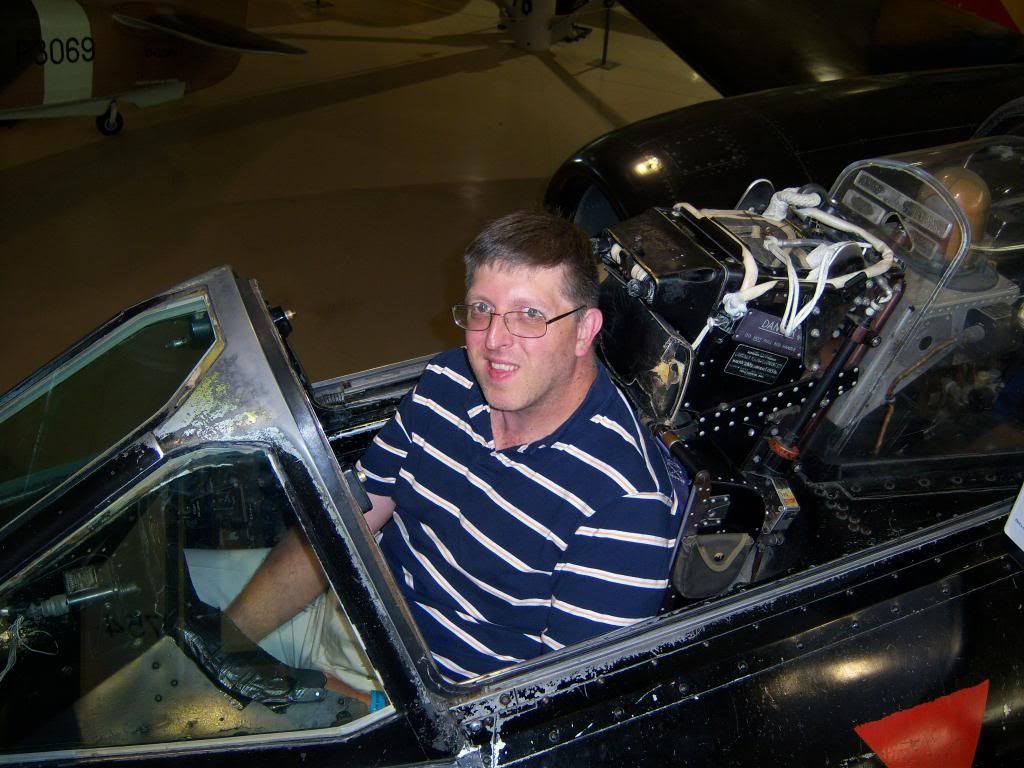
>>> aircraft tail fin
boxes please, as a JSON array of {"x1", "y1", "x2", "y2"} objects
[{"x1": 113, "y1": 12, "x2": 305, "y2": 55}]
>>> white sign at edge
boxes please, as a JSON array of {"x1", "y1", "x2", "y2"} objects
[{"x1": 1004, "y1": 482, "x2": 1024, "y2": 553}]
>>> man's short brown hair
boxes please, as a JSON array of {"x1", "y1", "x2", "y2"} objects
[{"x1": 464, "y1": 210, "x2": 599, "y2": 308}]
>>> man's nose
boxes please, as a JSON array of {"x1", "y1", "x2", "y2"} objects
[{"x1": 485, "y1": 314, "x2": 513, "y2": 348}]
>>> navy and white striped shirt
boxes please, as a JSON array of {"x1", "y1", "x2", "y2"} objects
[{"x1": 358, "y1": 348, "x2": 682, "y2": 682}]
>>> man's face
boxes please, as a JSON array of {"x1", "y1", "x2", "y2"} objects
[{"x1": 464, "y1": 262, "x2": 599, "y2": 423}]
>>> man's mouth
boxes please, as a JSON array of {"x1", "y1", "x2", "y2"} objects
[{"x1": 489, "y1": 361, "x2": 518, "y2": 372}]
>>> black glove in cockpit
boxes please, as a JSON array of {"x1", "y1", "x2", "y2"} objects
[{"x1": 173, "y1": 606, "x2": 328, "y2": 711}]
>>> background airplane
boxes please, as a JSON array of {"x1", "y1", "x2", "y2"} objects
[
  {"x1": 617, "y1": 0, "x2": 1024, "y2": 94},
  {"x1": 0, "y1": 0, "x2": 303, "y2": 134}
]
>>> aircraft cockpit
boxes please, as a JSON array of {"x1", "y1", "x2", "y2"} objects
[
  {"x1": 1, "y1": 137, "x2": 1023, "y2": 762},
  {"x1": 594, "y1": 137, "x2": 1024, "y2": 601}
]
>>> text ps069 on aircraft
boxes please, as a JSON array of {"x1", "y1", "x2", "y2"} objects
[{"x1": 1, "y1": 0, "x2": 303, "y2": 134}]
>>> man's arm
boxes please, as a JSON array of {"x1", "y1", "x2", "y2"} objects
[
  {"x1": 225, "y1": 527, "x2": 326, "y2": 642},
  {"x1": 225, "y1": 493, "x2": 396, "y2": 640}
]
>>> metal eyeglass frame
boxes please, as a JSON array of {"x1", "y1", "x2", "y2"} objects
[{"x1": 451, "y1": 304, "x2": 586, "y2": 338}]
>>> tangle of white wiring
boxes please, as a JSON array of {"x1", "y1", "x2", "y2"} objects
[
  {"x1": 672, "y1": 198, "x2": 896, "y2": 339},
  {"x1": 796, "y1": 207, "x2": 895, "y2": 287},
  {"x1": 720, "y1": 205, "x2": 896, "y2": 329},
  {"x1": 764, "y1": 237, "x2": 800, "y2": 336},
  {"x1": 0, "y1": 616, "x2": 58, "y2": 686},
  {"x1": 764, "y1": 237, "x2": 857, "y2": 336},
  {"x1": 0, "y1": 616, "x2": 23, "y2": 685},
  {"x1": 786, "y1": 242, "x2": 841, "y2": 334}
]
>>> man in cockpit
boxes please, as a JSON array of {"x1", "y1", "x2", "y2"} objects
[{"x1": 180, "y1": 211, "x2": 682, "y2": 704}]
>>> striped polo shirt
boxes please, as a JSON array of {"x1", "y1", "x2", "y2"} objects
[{"x1": 357, "y1": 348, "x2": 682, "y2": 682}]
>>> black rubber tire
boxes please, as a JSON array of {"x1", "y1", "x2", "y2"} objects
[{"x1": 96, "y1": 110, "x2": 124, "y2": 136}]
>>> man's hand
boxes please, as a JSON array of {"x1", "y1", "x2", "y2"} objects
[{"x1": 364, "y1": 492, "x2": 397, "y2": 533}]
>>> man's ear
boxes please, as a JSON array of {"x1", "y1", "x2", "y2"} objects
[{"x1": 575, "y1": 307, "x2": 603, "y2": 357}]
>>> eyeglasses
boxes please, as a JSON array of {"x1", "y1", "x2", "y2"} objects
[{"x1": 452, "y1": 303, "x2": 586, "y2": 339}]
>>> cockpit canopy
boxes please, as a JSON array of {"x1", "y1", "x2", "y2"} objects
[{"x1": 832, "y1": 136, "x2": 1024, "y2": 284}]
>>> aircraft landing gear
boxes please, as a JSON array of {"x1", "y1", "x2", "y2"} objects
[
  {"x1": 503, "y1": 0, "x2": 591, "y2": 51},
  {"x1": 96, "y1": 103, "x2": 123, "y2": 136}
]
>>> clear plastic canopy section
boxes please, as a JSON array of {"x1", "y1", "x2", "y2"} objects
[
  {"x1": 816, "y1": 136, "x2": 1024, "y2": 463},
  {"x1": 830, "y1": 135, "x2": 1024, "y2": 290}
]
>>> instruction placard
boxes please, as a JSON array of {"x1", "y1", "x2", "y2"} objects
[{"x1": 724, "y1": 344, "x2": 788, "y2": 385}]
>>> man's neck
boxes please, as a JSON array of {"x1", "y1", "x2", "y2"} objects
[{"x1": 490, "y1": 360, "x2": 598, "y2": 450}]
